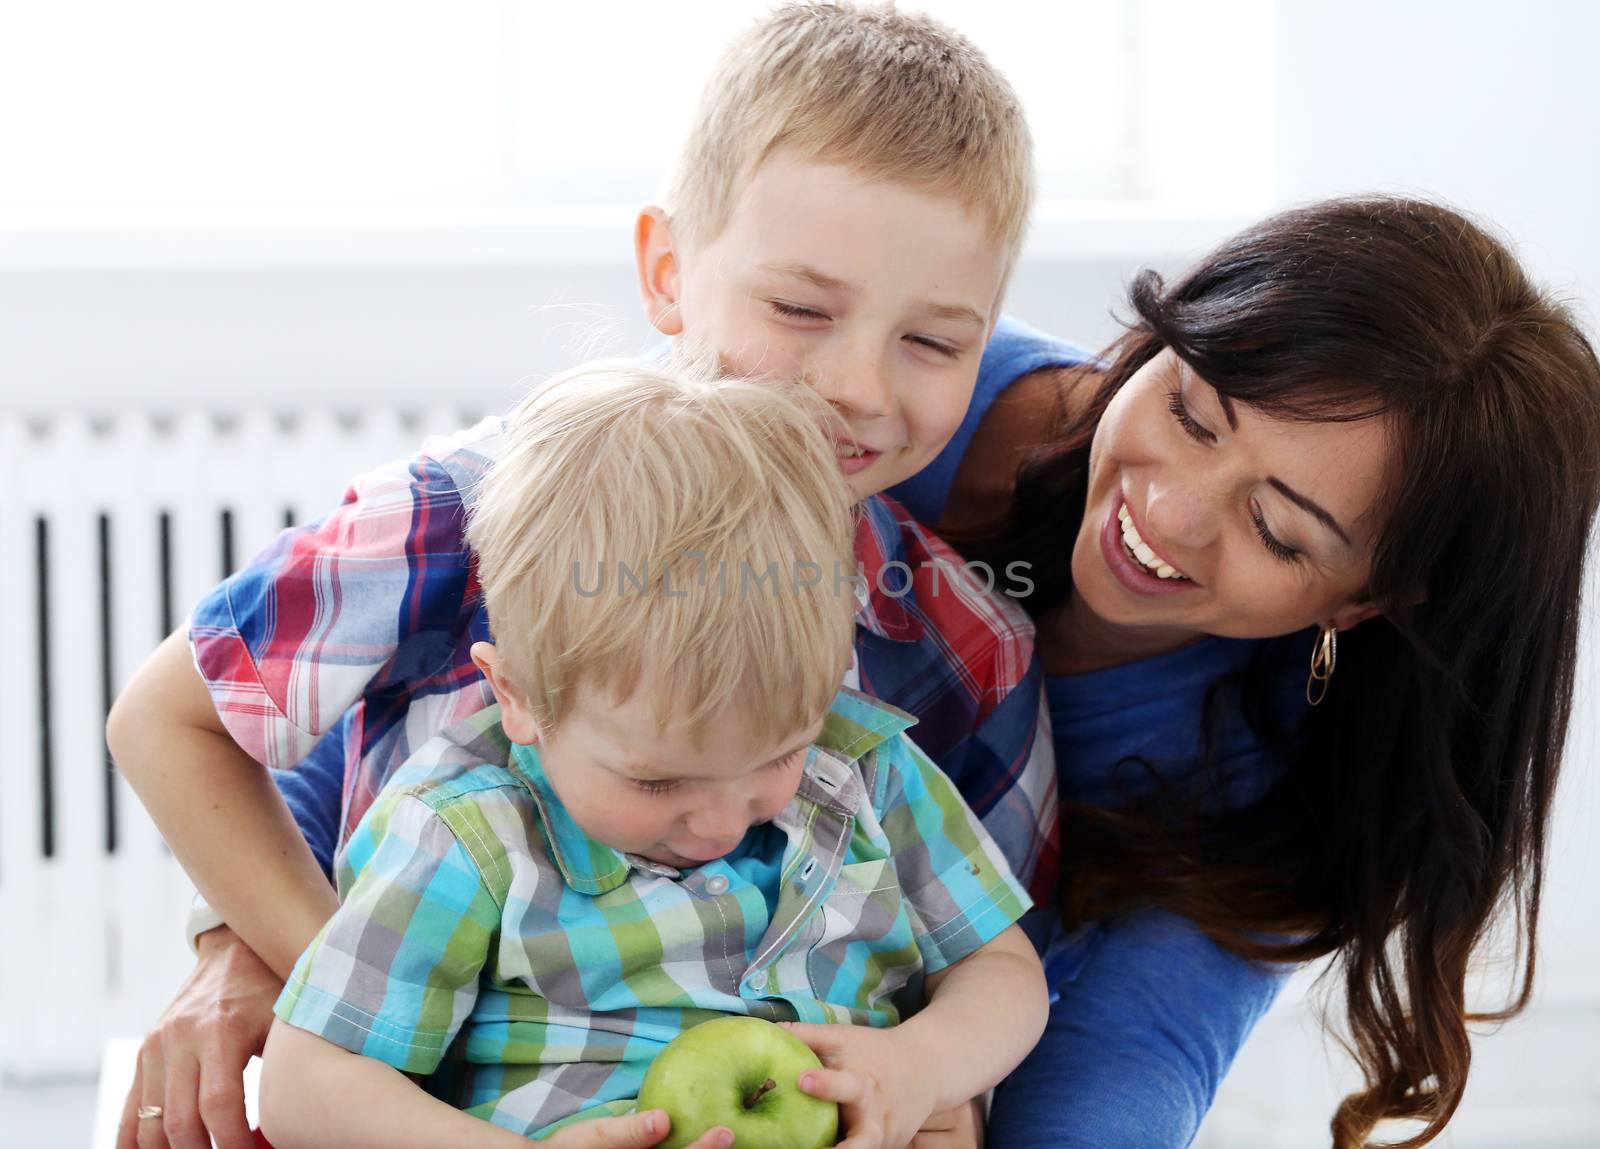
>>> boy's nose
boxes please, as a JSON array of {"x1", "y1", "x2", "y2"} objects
[
  {"x1": 812, "y1": 343, "x2": 892, "y2": 420},
  {"x1": 684, "y1": 796, "x2": 751, "y2": 851}
]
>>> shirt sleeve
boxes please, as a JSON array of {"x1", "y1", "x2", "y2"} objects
[
  {"x1": 188, "y1": 444, "x2": 481, "y2": 772},
  {"x1": 873, "y1": 735, "x2": 1034, "y2": 974},
  {"x1": 273, "y1": 791, "x2": 500, "y2": 1074},
  {"x1": 985, "y1": 911, "x2": 1287, "y2": 1149}
]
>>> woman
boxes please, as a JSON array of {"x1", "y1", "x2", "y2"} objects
[{"x1": 889, "y1": 196, "x2": 1600, "y2": 1147}]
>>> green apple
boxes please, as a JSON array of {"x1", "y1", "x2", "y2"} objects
[{"x1": 638, "y1": 1016, "x2": 839, "y2": 1149}]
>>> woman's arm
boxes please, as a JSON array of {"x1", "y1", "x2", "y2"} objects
[
  {"x1": 985, "y1": 911, "x2": 1286, "y2": 1149},
  {"x1": 936, "y1": 365, "x2": 1089, "y2": 535},
  {"x1": 108, "y1": 627, "x2": 340, "y2": 977}
]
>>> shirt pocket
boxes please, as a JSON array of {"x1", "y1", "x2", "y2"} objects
[{"x1": 804, "y1": 859, "x2": 921, "y2": 1018}]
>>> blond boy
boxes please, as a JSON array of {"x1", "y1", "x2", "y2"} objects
[
  {"x1": 112, "y1": 8, "x2": 1052, "y2": 1148},
  {"x1": 255, "y1": 361, "x2": 1047, "y2": 1147}
]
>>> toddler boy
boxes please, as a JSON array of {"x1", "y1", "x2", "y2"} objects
[{"x1": 256, "y1": 360, "x2": 1047, "y2": 1147}]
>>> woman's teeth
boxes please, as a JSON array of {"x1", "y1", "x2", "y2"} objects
[
  {"x1": 1118, "y1": 504, "x2": 1190, "y2": 580},
  {"x1": 835, "y1": 443, "x2": 868, "y2": 458}
]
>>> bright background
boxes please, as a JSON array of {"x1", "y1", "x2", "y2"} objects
[{"x1": 1, "y1": 2, "x2": 1596, "y2": 1146}]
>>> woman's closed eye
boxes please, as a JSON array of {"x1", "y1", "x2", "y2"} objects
[
  {"x1": 1251, "y1": 502, "x2": 1303, "y2": 564},
  {"x1": 1167, "y1": 388, "x2": 1216, "y2": 445},
  {"x1": 1169, "y1": 387, "x2": 1303, "y2": 564}
]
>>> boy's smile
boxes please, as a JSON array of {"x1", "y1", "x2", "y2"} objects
[{"x1": 637, "y1": 155, "x2": 1009, "y2": 502}]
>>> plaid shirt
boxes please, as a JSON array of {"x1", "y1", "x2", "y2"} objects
[
  {"x1": 274, "y1": 692, "x2": 1032, "y2": 1136},
  {"x1": 190, "y1": 417, "x2": 1057, "y2": 897}
]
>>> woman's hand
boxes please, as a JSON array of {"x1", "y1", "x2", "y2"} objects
[
  {"x1": 782, "y1": 1022, "x2": 942, "y2": 1149},
  {"x1": 117, "y1": 927, "x2": 282, "y2": 1149},
  {"x1": 910, "y1": 1099, "x2": 984, "y2": 1149}
]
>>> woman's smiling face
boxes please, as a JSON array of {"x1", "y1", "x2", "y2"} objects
[{"x1": 1070, "y1": 348, "x2": 1395, "y2": 643}]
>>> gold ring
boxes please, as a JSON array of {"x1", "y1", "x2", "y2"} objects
[{"x1": 137, "y1": 1105, "x2": 164, "y2": 1120}]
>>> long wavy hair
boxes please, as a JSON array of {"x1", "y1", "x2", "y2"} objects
[{"x1": 962, "y1": 197, "x2": 1600, "y2": 1146}]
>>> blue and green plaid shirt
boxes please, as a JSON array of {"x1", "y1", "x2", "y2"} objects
[{"x1": 275, "y1": 689, "x2": 1031, "y2": 1137}]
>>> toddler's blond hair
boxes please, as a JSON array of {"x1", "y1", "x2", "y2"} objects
[
  {"x1": 666, "y1": 2, "x2": 1033, "y2": 275},
  {"x1": 466, "y1": 357, "x2": 857, "y2": 744}
]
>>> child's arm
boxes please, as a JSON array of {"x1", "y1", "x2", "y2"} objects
[
  {"x1": 260, "y1": 1020, "x2": 532, "y2": 1149},
  {"x1": 262, "y1": 1020, "x2": 731, "y2": 1149},
  {"x1": 785, "y1": 924, "x2": 1047, "y2": 1149}
]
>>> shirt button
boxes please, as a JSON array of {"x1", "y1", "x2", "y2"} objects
[
  {"x1": 705, "y1": 874, "x2": 730, "y2": 895},
  {"x1": 747, "y1": 970, "x2": 768, "y2": 991}
]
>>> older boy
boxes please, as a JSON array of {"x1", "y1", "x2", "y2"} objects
[
  {"x1": 111, "y1": 6, "x2": 1050, "y2": 1147},
  {"x1": 256, "y1": 360, "x2": 1047, "y2": 1147}
]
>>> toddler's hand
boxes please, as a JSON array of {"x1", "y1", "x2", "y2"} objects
[
  {"x1": 909, "y1": 1099, "x2": 983, "y2": 1149},
  {"x1": 781, "y1": 1022, "x2": 941, "y2": 1149}
]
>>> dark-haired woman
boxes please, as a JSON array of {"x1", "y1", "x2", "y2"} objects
[{"x1": 888, "y1": 196, "x2": 1600, "y2": 1149}]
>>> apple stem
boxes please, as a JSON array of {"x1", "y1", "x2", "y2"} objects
[{"x1": 742, "y1": 1078, "x2": 778, "y2": 1109}]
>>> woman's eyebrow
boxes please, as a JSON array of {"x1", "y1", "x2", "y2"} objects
[{"x1": 1268, "y1": 477, "x2": 1352, "y2": 545}]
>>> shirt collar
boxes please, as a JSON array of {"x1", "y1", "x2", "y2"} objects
[
  {"x1": 852, "y1": 497, "x2": 925, "y2": 644},
  {"x1": 505, "y1": 687, "x2": 918, "y2": 895}
]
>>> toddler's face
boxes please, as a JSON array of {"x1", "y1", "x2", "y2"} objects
[
  {"x1": 531, "y1": 682, "x2": 824, "y2": 868},
  {"x1": 639, "y1": 155, "x2": 1008, "y2": 502}
]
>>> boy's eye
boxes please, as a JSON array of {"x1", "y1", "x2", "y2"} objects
[
  {"x1": 631, "y1": 778, "x2": 681, "y2": 795},
  {"x1": 766, "y1": 749, "x2": 805, "y2": 770},
  {"x1": 907, "y1": 335, "x2": 960, "y2": 359},
  {"x1": 768, "y1": 300, "x2": 828, "y2": 321}
]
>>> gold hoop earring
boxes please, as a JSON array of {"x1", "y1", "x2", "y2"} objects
[{"x1": 1306, "y1": 625, "x2": 1338, "y2": 707}]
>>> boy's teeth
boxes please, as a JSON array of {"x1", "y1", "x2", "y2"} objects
[{"x1": 1116, "y1": 503, "x2": 1190, "y2": 581}]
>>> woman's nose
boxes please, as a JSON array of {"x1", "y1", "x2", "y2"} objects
[{"x1": 1142, "y1": 476, "x2": 1220, "y2": 552}]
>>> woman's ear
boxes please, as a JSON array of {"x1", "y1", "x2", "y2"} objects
[
  {"x1": 634, "y1": 205, "x2": 685, "y2": 336},
  {"x1": 470, "y1": 641, "x2": 542, "y2": 745},
  {"x1": 1328, "y1": 598, "x2": 1382, "y2": 634}
]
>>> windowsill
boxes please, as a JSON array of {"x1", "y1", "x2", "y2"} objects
[{"x1": 0, "y1": 201, "x2": 1260, "y2": 270}]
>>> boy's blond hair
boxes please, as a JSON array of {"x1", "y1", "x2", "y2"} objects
[
  {"x1": 666, "y1": 2, "x2": 1033, "y2": 270},
  {"x1": 466, "y1": 357, "x2": 857, "y2": 744}
]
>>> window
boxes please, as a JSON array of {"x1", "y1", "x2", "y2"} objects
[{"x1": 0, "y1": 1, "x2": 1274, "y2": 228}]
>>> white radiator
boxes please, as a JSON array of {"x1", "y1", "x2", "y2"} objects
[{"x1": 0, "y1": 407, "x2": 465, "y2": 1080}]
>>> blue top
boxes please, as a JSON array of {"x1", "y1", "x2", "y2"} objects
[
  {"x1": 888, "y1": 314, "x2": 1097, "y2": 525},
  {"x1": 894, "y1": 315, "x2": 1305, "y2": 1149}
]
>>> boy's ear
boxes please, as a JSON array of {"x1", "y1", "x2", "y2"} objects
[
  {"x1": 470, "y1": 641, "x2": 542, "y2": 745},
  {"x1": 634, "y1": 205, "x2": 685, "y2": 337}
]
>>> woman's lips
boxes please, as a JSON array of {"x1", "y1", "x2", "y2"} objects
[{"x1": 1099, "y1": 493, "x2": 1199, "y2": 596}]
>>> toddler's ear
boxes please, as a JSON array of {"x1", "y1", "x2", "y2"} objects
[
  {"x1": 634, "y1": 205, "x2": 685, "y2": 336},
  {"x1": 470, "y1": 641, "x2": 542, "y2": 744}
]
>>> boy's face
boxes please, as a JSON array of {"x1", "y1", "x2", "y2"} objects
[
  {"x1": 534, "y1": 683, "x2": 823, "y2": 869},
  {"x1": 475, "y1": 643, "x2": 822, "y2": 868},
  {"x1": 637, "y1": 155, "x2": 1009, "y2": 502}
]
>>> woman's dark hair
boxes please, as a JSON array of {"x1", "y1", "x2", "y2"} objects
[{"x1": 964, "y1": 197, "x2": 1600, "y2": 1146}]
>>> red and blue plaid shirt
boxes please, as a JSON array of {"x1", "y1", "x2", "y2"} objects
[{"x1": 189, "y1": 417, "x2": 1058, "y2": 899}]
